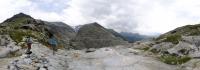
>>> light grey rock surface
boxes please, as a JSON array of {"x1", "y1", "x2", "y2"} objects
[
  {"x1": 168, "y1": 41, "x2": 196, "y2": 55},
  {"x1": 66, "y1": 46, "x2": 176, "y2": 70},
  {"x1": 3, "y1": 43, "x2": 178, "y2": 70},
  {"x1": 151, "y1": 42, "x2": 174, "y2": 52},
  {"x1": 0, "y1": 35, "x2": 21, "y2": 58}
]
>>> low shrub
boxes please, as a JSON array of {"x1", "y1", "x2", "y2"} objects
[
  {"x1": 159, "y1": 54, "x2": 191, "y2": 65},
  {"x1": 163, "y1": 34, "x2": 181, "y2": 44}
]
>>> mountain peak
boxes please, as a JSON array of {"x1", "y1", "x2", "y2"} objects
[
  {"x1": 82, "y1": 22, "x2": 104, "y2": 29},
  {"x1": 90, "y1": 22, "x2": 102, "y2": 27},
  {"x1": 3, "y1": 12, "x2": 33, "y2": 23},
  {"x1": 14, "y1": 13, "x2": 32, "y2": 18}
]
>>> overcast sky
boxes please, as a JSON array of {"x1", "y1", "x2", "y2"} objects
[{"x1": 0, "y1": 0, "x2": 200, "y2": 36}]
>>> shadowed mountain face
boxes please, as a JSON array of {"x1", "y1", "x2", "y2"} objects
[
  {"x1": 71, "y1": 22, "x2": 127, "y2": 49},
  {"x1": 76, "y1": 22, "x2": 118, "y2": 39},
  {"x1": 107, "y1": 29, "x2": 127, "y2": 41}
]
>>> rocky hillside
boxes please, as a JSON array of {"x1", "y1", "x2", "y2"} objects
[
  {"x1": 157, "y1": 24, "x2": 200, "y2": 44},
  {"x1": 141, "y1": 23, "x2": 200, "y2": 66},
  {"x1": 0, "y1": 13, "x2": 76, "y2": 49}
]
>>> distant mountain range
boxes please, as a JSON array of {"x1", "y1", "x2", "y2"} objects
[{"x1": 119, "y1": 32, "x2": 153, "y2": 43}]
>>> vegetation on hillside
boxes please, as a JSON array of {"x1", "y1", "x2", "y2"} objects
[
  {"x1": 162, "y1": 34, "x2": 181, "y2": 44},
  {"x1": 0, "y1": 15, "x2": 49, "y2": 46},
  {"x1": 156, "y1": 24, "x2": 200, "y2": 45},
  {"x1": 159, "y1": 54, "x2": 191, "y2": 65}
]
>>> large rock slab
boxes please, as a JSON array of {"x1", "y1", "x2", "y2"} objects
[{"x1": 66, "y1": 47, "x2": 177, "y2": 70}]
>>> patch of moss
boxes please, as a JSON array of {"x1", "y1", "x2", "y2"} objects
[
  {"x1": 0, "y1": 17, "x2": 37, "y2": 44},
  {"x1": 9, "y1": 29, "x2": 34, "y2": 43},
  {"x1": 8, "y1": 29, "x2": 47, "y2": 44},
  {"x1": 163, "y1": 34, "x2": 181, "y2": 44},
  {"x1": 189, "y1": 29, "x2": 200, "y2": 36},
  {"x1": 173, "y1": 25, "x2": 200, "y2": 36},
  {"x1": 159, "y1": 54, "x2": 191, "y2": 65},
  {"x1": 138, "y1": 47, "x2": 150, "y2": 51}
]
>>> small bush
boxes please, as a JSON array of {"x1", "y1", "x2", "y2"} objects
[
  {"x1": 159, "y1": 54, "x2": 191, "y2": 65},
  {"x1": 139, "y1": 47, "x2": 150, "y2": 51},
  {"x1": 150, "y1": 48, "x2": 160, "y2": 53},
  {"x1": 9, "y1": 30, "x2": 36, "y2": 43},
  {"x1": 163, "y1": 34, "x2": 181, "y2": 44}
]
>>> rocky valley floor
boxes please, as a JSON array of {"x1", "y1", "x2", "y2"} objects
[{"x1": 0, "y1": 42, "x2": 182, "y2": 70}]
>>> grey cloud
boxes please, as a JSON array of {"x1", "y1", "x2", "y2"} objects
[
  {"x1": 73, "y1": 0, "x2": 138, "y2": 33},
  {"x1": 1, "y1": 0, "x2": 200, "y2": 35},
  {"x1": 30, "y1": 0, "x2": 69, "y2": 13}
]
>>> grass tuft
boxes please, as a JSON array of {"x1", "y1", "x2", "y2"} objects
[{"x1": 159, "y1": 54, "x2": 191, "y2": 65}]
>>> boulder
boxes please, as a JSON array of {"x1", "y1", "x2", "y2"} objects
[
  {"x1": 168, "y1": 41, "x2": 196, "y2": 55},
  {"x1": 182, "y1": 36, "x2": 200, "y2": 47},
  {"x1": 151, "y1": 42, "x2": 174, "y2": 52}
]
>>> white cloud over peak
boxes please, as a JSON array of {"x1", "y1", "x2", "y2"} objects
[{"x1": 1, "y1": 0, "x2": 200, "y2": 35}]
